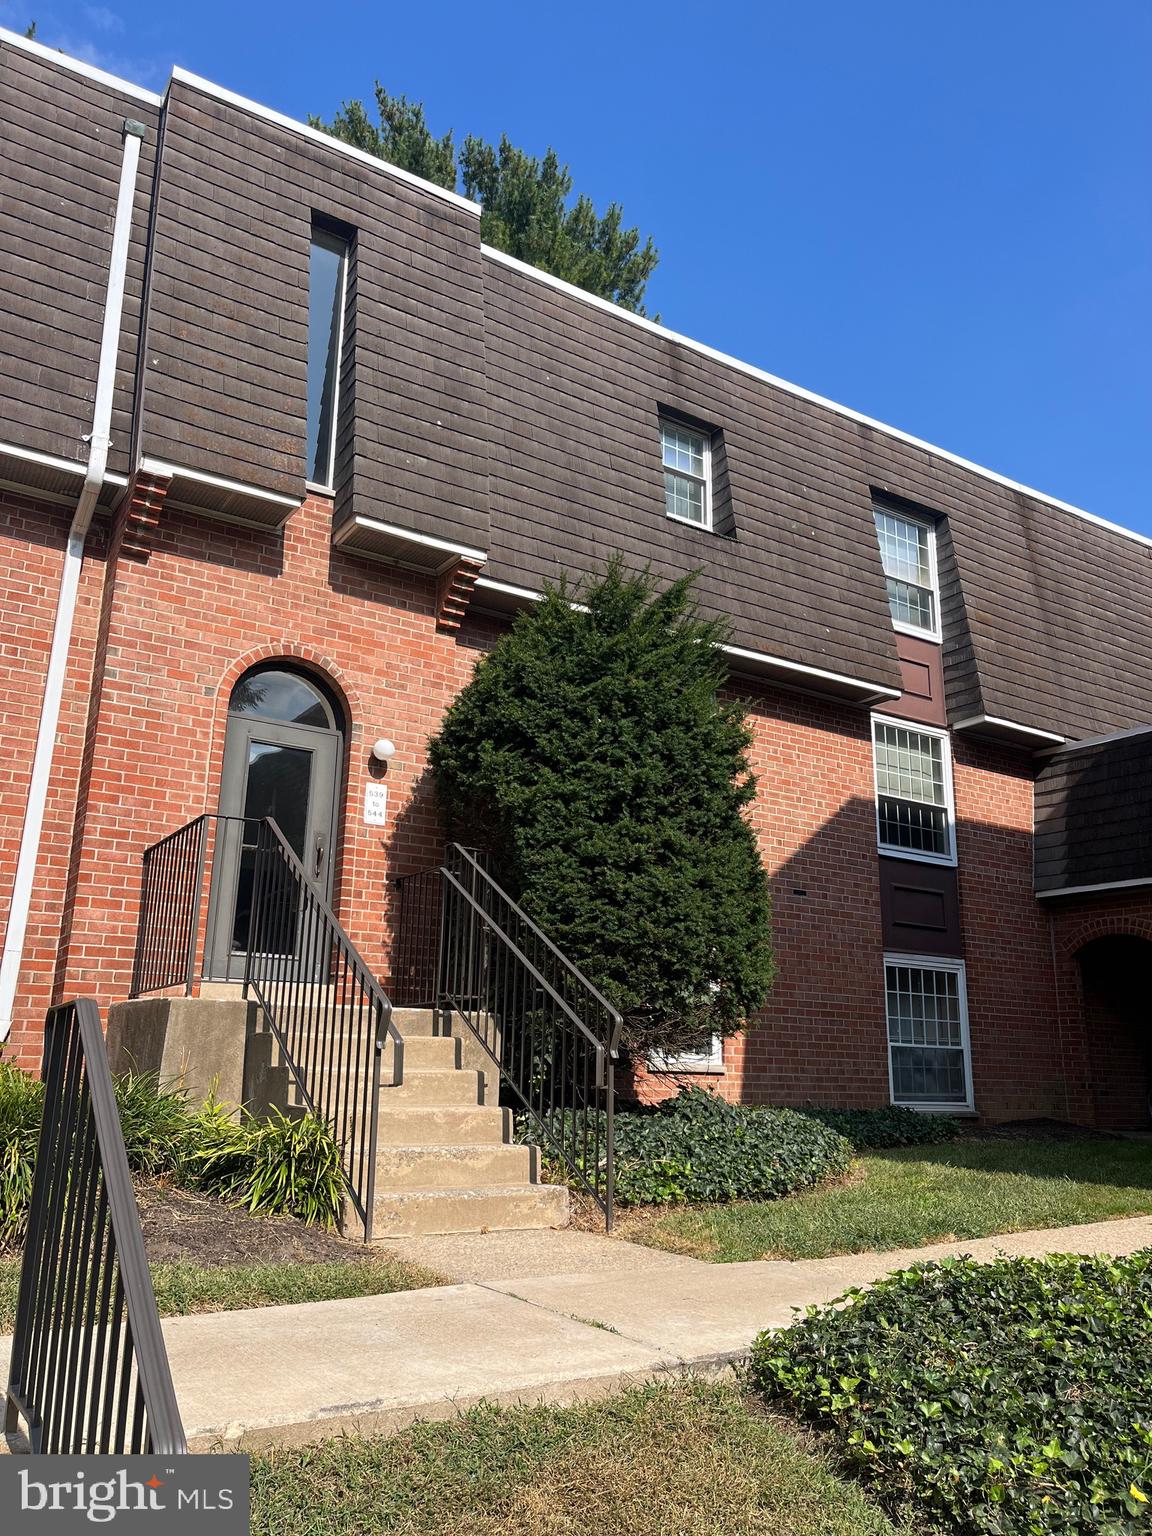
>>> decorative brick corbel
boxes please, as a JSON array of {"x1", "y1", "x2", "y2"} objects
[
  {"x1": 436, "y1": 556, "x2": 485, "y2": 634},
  {"x1": 116, "y1": 468, "x2": 171, "y2": 563}
]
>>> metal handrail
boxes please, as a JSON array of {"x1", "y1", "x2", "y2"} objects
[
  {"x1": 436, "y1": 844, "x2": 621, "y2": 1227},
  {"x1": 244, "y1": 818, "x2": 401, "y2": 1240},
  {"x1": 5, "y1": 1000, "x2": 187, "y2": 1455},
  {"x1": 130, "y1": 813, "x2": 401, "y2": 1240},
  {"x1": 448, "y1": 845, "x2": 623, "y2": 1054}
]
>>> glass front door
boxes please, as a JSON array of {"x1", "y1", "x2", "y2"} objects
[{"x1": 207, "y1": 712, "x2": 341, "y2": 982}]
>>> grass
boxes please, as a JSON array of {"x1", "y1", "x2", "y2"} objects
[
  {"x1": 617, "y1": 1136, "x2": 1152, "y2": 1262},
  {"x1": 251, "y1": 1378, "x2": 913, "y2": 1536},
  {"x1": 0, "y1": 1253, "x2": 443, "y2": 1331}
]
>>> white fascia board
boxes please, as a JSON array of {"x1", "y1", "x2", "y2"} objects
[
  {"x1": 952, "y1": 714, "x2": 1067, "y2": 745},
  {"x1": 1041, "y1": 721, "x2": 1152, "y2": 756},
  {"x1": 722, "y1": 642, "x2": 900, "y2": 699},
  {"x1": 170, "y1": 68, "x2": 481, "y2": 217},
  {"x1": 474, "y1": 577, "x2": 897, "y2": 697},
  {"x1": 139, "y1": 456, "x2": 301, "y2": 508},
  {"x1": 0, "y1": 25, "x2": 164, "y2": 104},
  {"x1": 1036, "y1": 876, "x2": 1152, "y2": 900},
  {"x1": 343, "y1": 514, "x2": 487, "y2": 564},
  {"x1": 481, "y1": 245, "x2": 1150, "y2": 555}
]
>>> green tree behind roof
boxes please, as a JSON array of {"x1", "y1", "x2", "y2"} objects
[
  {"x1": 310, "y1": 85, "x2": 659, "y2": 315},
  {"x1": 428, "y1": 560, "x2": 775, "y2": 1058}
]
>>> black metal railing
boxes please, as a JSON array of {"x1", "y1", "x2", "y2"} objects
[
  {"x1": 436, "y1": 845, "x2": 622, "y2": 1227},
  {"x1": 391, "y1": 866, "x2": 443, "y2": 1007},
  {"x1": 245, "y1": 819, "x2": 400, "y2": 1240},
  {"x1": 130, "y1": 814, "x2": 400, "y2": 1240},
  {"x1": 5, "y1": 1000, "x2": 187, "y2": 1455},
  {"x1": 130, "y1": 815, "x2": 211, "y2": 996}
]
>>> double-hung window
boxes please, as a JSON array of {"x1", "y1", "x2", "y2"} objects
[
  {"x1": 872, "y1": 716, "x2": 956, "y2": 863},
  {"x1": 661, "y1": 419, "x2": 712, "y2": 528},
  {"x1": 885, "y1": 955, "x2": 972, "y2": 1110},
  {"x1": 306, "y1": 224, "x2": 350, "y2": 491},
  {"x1": 873, "y1": 504, "x2": 940, "y2": 640}
]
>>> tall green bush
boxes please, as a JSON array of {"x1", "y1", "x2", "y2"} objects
[{"x1": 429, "y1": 562, "x2": 775, "y2": 1058}]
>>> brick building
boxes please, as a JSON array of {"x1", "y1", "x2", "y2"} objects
[{"x1": 2, "y1": 28, "x2": 1149, "y2": 1133}]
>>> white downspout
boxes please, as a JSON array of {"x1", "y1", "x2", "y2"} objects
[{"x1": 0, "y1": 119, "x2": 145, "y2": 1043}]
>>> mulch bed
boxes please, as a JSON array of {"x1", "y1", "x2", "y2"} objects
[
  {"x1": 955, "y1": 1118, "x2": 1125, "y2": 1142},
  {"x1": 134, "y1": 1182, "x2": 368, "y2": 1267}
]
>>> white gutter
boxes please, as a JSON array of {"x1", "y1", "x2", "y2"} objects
[{"x1": 0, "y1": 119, "x2": 145, "y2": 1043}]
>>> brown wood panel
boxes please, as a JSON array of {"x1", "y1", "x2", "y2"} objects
[
  {"x1": 880, "y1": 859, "x2": 963, "y2": 956},
  {"x1": 0, "y1": 42, "x2": 158, "y2": 476}
]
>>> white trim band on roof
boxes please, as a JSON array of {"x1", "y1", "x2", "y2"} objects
[
  {"x1": 952, "y1": 714, "x2": 1067, "y2": 745},
  {"x1": 0, "y1": 439, "x2": 129, "y2": 487},
  {"x1": 473, "y1": 577, "x2": 899, "y2": 699},
  {"x1": 1042, "y1": 721, "x2": 1152, "y2": 756},
  {"x1": 0, "y1": 25, "x2": 164, "y2": 105},
  {"x1": 170, "y1": 68, "x2": 482, "y2": 216},
  {"x1": 341, "y1": 515, "x2": 488, "y2": 564},
  {"x1": 481, "y1": 245, "x2": 1152, "y2": 555},
  {"x1": 139, "y1": 456, "x2": 301, "y2": 507},
  {"x1": 1036, "y1": 875, "x2": 1152, "y2": 900}
]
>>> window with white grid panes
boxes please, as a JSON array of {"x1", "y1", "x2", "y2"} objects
[
  {"x1": 873, "y1": 506, "x2": 940, "y2": 639},
  {"x1": 885, "y1": 957, "x2": 971, "y2": 1108},
  {"x1": 661, "y1": 420, "x2": 712, "y2": 528},
  {"x1": 872, "y1": 716, "x2": 955, "y2": 863}
]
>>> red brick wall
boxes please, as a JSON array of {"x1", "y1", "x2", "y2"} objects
[
  {"x1": 1048, "y1": 893, "x2": 1152, "y2": 1128},
  {"x1": 0, "y1": 490, "x2": 107, "y2": 1068},
  {"x1": 953, "y1": 738, "x2": 1065, "y2": 1121},
  {"x1": 5, "y1": 488, "x2": 500, "y2": 1057},
  {"x1": 635, "y1": 685, "x2": 888, "y2": 1108},
  {"x1": 0, "y1": 488, "x2": 1094, "y2": 1123}
]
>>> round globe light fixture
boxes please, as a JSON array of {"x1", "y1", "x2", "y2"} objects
[{"x1": 371, "y1": 738, "x2": 397, "y2": 763}]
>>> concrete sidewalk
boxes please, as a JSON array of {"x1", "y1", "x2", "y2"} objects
[{"x1": 3, "y1": 1215, "x2": 1149, "y2": 1451}]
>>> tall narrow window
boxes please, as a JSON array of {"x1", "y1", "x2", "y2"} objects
[
  {"x1": 661, "y1": 419, "x2": 712, "y2": 528},
  {"x1": 873, "y1": 716, "x2": 956, "y2": 863},
  {"x1": 873, "y1": 505, "x2": 940, "y2": 640},
  {"x1": 307, "y1": 225, "x2": 349, "y2": 490},
  {"x1": 885, "y1": 956, "x2": 971, "y2": 1109}
]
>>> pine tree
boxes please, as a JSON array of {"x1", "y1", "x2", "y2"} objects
[
  {"x1": 429, "y1": 561, "x2": 775, "y2": 1058},
  {"x1": 311, "y1": 88, "x2": 658, "y2": 314}
]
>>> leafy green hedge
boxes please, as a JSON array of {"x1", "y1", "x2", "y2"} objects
[
  {"x1": 0, "y1": 1059, "x2": 347, "y2": 1243},
  {"x1": 794, "y1": 1105, "x2": 959, "y2": 1150},
  {"x1": 751, "y1": 1250, "x2": 1152, "y2": 1534},
  {"x1": 529, "y1": 1087, "x2": 852, "y2": 1207}
]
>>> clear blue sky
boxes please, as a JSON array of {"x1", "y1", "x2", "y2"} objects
[{"x1": 11, "y1": 0, "x2": 1150, "y2": 531}]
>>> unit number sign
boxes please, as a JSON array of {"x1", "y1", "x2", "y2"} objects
[{"x1": 363, "y1": 783, "x2": 389, "y2": 827}]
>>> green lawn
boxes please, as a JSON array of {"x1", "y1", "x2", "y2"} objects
[
  {"x1": 618, "y1": 1136, "x2": 1152, "y2": 1262},
  {"x1": 0, "y1": 1253, "x2": 442, "y2": 1331},
  {"x1": 251, "y1": 1379, "x2": 911, "y2": 1536}
]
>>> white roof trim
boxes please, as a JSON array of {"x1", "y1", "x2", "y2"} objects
[
  {"x1": 952, "y1": 713, "x2": 1067, "y2": 745},
  {"x1": 722, "y1": 642, "x2": 900, "y2": 699},
  {"x1": 1036, "y1": 875, "x2": 1152, "y2": 900},
  {"x1": 140, "y1": 455, "x2": 301, "y2": 508},
  {"x1": 170, "y1": 67, "x2": 481, "y2": 216},
  {"x1": 482, "y1": 245, "x2": 1150, "y2": 554},
  {"x1": 1042, "y1": 721, "x2": 1152, "y2": 756},
  {"x1": 0, "y1": 440, "x2": 85, "y2": 475},
  {"x1": 342, "y1": 514, "x2": 487, "y2": 564},
  {"x1": 473, "y1": 577, "x2": 897, "y2": 698},
  {"x1": 0, "y1": 25, "x2": 164, "y2": 105}
]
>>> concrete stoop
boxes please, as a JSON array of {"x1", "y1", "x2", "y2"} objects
[
  {"x1": 106, "y1": 995, "x2": 568, "y2": 1240},
  {"x1": 362, "y1": 1006, "x2": 568, "y2": 1240}
]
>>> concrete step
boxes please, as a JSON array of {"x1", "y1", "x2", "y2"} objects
[
  {"x1": 390, "y1": 1007, "x2": 439, "y2": 1034},
  {"x1": 375, "y1": 1143, "x2": 534, "y2": 1191},
  {"x1": 368, "y1": 1182, "x2": 569, "y2": 1238},
  {"x1": 381, "y1": 1069, "x2": 484, "y2": 1107},
  {"x1": 374, "y1": 1105, "x2": 511, "y2": 1147}
]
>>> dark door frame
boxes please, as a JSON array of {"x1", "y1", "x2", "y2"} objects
[{"x1": 205, "y1": 713, "x2": 343, "y2": 982}]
